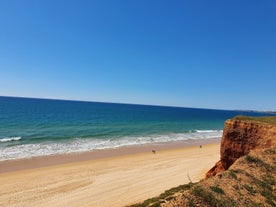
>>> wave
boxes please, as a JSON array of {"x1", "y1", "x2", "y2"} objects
[
  {"x1": 195, "y1": 130, "x2": 220, "y2": 133},
  {"x1": 0, "y1": 137, "x2": 22, "y2": 143},
  {"x1": 0, "y1": 130, "x2": 223, "y2": 160}
]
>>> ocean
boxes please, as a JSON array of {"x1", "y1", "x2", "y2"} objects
[{"x1": 0, "y1": 96, "x2": 270, "y2": 161}]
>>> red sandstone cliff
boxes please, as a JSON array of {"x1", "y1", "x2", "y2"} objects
[{"x1": 206, "y1": 118, "x2": 276, "y2": 178}]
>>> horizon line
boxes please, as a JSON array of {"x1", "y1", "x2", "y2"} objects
[{"x1": 0, "y1": 95, "x2": 271, "y2": 113}]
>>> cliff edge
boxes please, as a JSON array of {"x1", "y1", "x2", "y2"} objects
[{"x1": 206, "y1": 116, "x2": 276, "y2": 178}]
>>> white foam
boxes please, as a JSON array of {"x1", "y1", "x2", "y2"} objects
[
  {"x1": 0, "y1": 137, "x2": 22, "y2": 142},
  {"x1": 0, "y1": 130, "x2": 223, "y2": 161},
  {"x1": 195, "y1": 130, "x2": 219, "y2": 133}
]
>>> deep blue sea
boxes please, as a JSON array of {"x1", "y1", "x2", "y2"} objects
[{"x1": 0, "y1": 96, "x2": 271, "y2": 160}]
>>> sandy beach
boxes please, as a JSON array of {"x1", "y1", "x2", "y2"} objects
[{"x1": 0, "y1": 142, "x2": 220, "y2": 207}]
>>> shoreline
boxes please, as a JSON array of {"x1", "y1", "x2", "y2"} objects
[
  {"x1": 0, "y1": 137, "x2": 220, "y2": 173},
  {"x1": 0, "y1": 130, "x2": 223, "y2": 161},
  {"x1": 0, "y1": 141, "x2": 220, "y2": 207}
]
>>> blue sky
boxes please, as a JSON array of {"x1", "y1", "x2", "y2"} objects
[{"x1": 0, "y1": 0, "x2": 275, "y2": 110}]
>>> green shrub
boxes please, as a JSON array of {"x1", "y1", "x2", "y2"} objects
[
  {"x1": 228, "y1": 170, "x2": 238, "y2": 179},
  {"x1": 210, "y1": 186, "x2": 225, "y2": 194},
  {"x1": 261, "y1": 189, "x2": 276, "y2": 206},
  {"x1": 159, "y1": 183, "x2": 193, "y2": 199},
  {"x1": 245, "y1": 155, "x2": 273, "y2": 170},
  {"x1": 193, "y1": 186, "x2": 218, "y2": 206},
  {"x1": 243, "y1": 184, "x2": 256, "y2": 195},
  {"x1": 192, "y1": 186, "x2": 234, "y2": 207}
]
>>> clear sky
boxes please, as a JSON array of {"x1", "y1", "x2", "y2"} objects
[{"x1": 0, "y1": 0, "x2": 275, "y2": 110}]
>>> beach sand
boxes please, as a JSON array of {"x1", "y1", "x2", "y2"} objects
[{"x1": 0, "y1": 142, "x2": 220, "y2": 207}]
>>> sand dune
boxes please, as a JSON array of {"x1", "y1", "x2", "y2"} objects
[{"x1": 0, "y1": 143, "x2": 219, "y2": 207}]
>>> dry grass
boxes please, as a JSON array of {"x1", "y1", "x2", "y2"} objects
[{"x1": 233, "y1": 116, "x2": 276, "y2": 125}]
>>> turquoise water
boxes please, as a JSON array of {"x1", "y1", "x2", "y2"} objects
[{"x1": 0, "y1": 96, "x2": 270, "y2": 160}]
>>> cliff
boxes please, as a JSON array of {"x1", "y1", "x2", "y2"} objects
[
  {"x1": 160, "y1": 147, "x2": 276, "y2": 207},
  {"x1": 128, "y1": 116, "x2": 276, "y2": 207},
  {"x1": 206, "y1": 116, "x2": 276, "y2": 178}
]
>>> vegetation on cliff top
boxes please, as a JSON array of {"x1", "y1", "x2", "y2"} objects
[
  {"x1": 127, "y1": 147, "x2": 276, "y2": 207},
  {"x1": 233, "y1": 116, "x2": 276, "y2": 125}
]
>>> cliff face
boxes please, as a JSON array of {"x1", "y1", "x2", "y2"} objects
[{"x1": 206, "y1": 118, "x2": 276, "y2": 178}]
